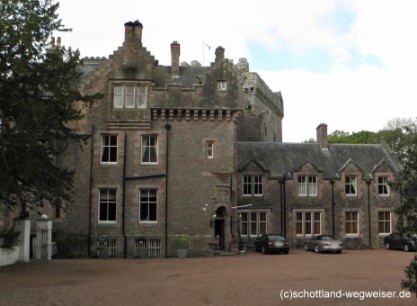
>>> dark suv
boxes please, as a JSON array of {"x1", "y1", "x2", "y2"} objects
[{"x1": 384, "y1": 232, "x2": 417, "y2": 252}]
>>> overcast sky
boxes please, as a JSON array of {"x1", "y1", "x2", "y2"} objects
[{"x1": 56, "y1": 0, "x2": 416, "y2": 142}]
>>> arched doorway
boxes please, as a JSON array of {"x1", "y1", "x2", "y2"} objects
[{"x1": 214, "y1": 206, "x2": 226, "y2": 250}]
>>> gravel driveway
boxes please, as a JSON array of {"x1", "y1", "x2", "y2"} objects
[{"x1": 0, "y1": 249, "x2": 416, "y2": 306}]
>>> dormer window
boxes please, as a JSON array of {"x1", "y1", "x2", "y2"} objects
[
  {"x1": 243, "y1": 175, "x2": 263, "y2": 196},
  {"x1": 217, "y1": 81, "x2": 227, "y2": 91},
  {"x1": 297, "y1": 175, "x2": 317, "y2": 197},
  {"x1": 113, "y1": 84, "x2": 147, "y2": 109},
  {"x1": 378, "y1": 176, "x2": 389, "y2": 196},
  {"x1": 345, "y1": 176, "x2": 357, "y2": 196}
]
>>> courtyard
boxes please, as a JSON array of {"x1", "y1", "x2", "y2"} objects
[{"x1": 0, "y1": 249, "x2": 416, "y2": 306}]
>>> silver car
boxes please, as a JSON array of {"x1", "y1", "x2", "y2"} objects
[{"x1": 305, "y1": 235, "x2": 343, "y2": 254}]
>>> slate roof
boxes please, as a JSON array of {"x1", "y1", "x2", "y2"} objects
[{"x1": 237, "y1": 142, "x2": 401, "y2": 180}]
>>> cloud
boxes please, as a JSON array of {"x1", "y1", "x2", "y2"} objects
[{"x1": 56, "y1": 0, "x2": 417, "y2": 142}]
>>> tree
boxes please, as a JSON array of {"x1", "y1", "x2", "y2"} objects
[
  {"x1": 328, "y1": 130, "x2": 376, "y2": 144},
  {"x1": 0, "y1": 1, "x2": 100, "y2": 216},
  {"x1": 393, "y1": 119, "x2": 417, "y2": 232},
  {"x1": 388, "y1": 118, "x2": 417, "y2": 295}
]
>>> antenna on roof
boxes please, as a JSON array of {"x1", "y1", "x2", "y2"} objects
[{"x1": 203, "y1": 42, "x2": 211, "y2": 66}]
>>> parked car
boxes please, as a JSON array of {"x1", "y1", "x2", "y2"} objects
[
  {"x1": 384, "y1": 232, "x2": 417, "y2": 252},
  {"x1": 304, "y1": 235, "x2": 343, "y2": 254},
  {"x1": 254, "y1": 234, "x2": 290, "y2": 254}
]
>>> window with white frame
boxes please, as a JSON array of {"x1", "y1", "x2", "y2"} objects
[
  {"x1": 113, "y1": 84, "x2": 147, "y2": 109},
  {"x1": 240, "y1": 211, "x2": 267, "y2": 236},
  {"x1": 101, "y1": 135, "x2": 117, "y2": 163},
  {"x1": 378, "y1": 211, "x2": 391, "y2": 234},
  {"x1": 139, "y1": 189, "x2": 157, "y2": 223},
  {"x1": 295, "y1": 211, "x2": 321, "y2": 236},
  {"x1": 217, "y1": 81, "x2": 227, "y2": 91},
  {"x1": 298, "y1": 176, "x2": 306, "y2": 196},
  {"x1": 345, "y1": 211, "x2": 359, "y2": 235},
  {"x1": 308, "y1": 176, "x2": 317, "y2": 196},
  {"x1": 99, "y1": 189, "x2": 117, "y2": 223},
  {"x1": 297, "y1": 175, "x2": 317, "y2": 197},
  {"x1": 242, "y1": 175, "x2": 263, "y2": 196},
  {"x1": 135, "y1": 239, "x2": 161, "y2": 258},
  {"x1": 345, "y1": 176, "x2": 357, "y2": 196},
  {"x1": 378, "y1": 176, "x2": 389, "y2": 196},
  {"x1": 207, "y1": 141, "x2": 214, "y2": 159},
  {"x1": 141, "y1": 135, "x2": 157, "y2": 164}
]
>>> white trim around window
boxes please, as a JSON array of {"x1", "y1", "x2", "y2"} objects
[
  {"x1": 141, "y1": 135, "x2": 158, "y2": 165},
  {"x1": 378, "y1": 176, "x2": 390, "y2": 196},
  {"x1": 100, "y1": 135, "x2": 118, "y2": 164},
  {"x1": 378, "y1": 210, "x2": 391, "y2": 235},
  {"x1": 345, "y1": 176, "x2": 357, "y2": 196},
  {"x1": 297, "y1": 175, "x2": 318, "y2": 197},
  {"x1": 139, "y1": 189, "x2": 158, "y2": 224},
  {"x1": 98, "y1": 188, "x2": 117, "y2": 224},
  {"x1": 295, "y1": 210, "x2": 322, "y2": 237},
  {"x1": 345, "y1": 211, "x2": 359, "y2": 236},
  {"x1": 240, "y1": 210, "x2": 268, "y2": 237},
  {"x1": 242, "y1": 175, "x2": 263, "y2": 196},
  {"x1": 112, "y1": 83, "x2": 148, "y2": 109}
]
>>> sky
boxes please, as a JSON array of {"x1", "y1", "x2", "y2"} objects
[{"x1": 56, "y1": 0, "x2": 417, "y2": 142}]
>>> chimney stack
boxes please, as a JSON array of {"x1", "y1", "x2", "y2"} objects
[
  {"x1": 124, "y1": 20, "x2": 143, "y2": 47},
  {"x1": 215, "y1": 46, "x2": 225, "y2": 63},
  {"x1": 316, "y1": 123, "x2": 328, "y2": 149},
  {"x1": 123, "y1": 20, "x2": 143, "y2": 66},
  {"x1": 171, "y1": 41, "x2": 180, "y2": 77}
]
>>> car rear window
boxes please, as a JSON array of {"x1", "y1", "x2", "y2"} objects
[{"x1": 269, "y1": 235, "x2": 285, "y2": 241}]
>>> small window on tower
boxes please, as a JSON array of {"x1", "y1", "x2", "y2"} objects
[
  {"x1": 207, "y1": 141, "x2": 214, "y2": 159},
  {"x1": 217, "y1": 81, "x2": 227, "y2": 91}
]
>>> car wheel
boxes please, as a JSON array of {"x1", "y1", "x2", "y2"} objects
[
  {"x1": 283, "y1": 250, "x2": 289, "y2": 254},
  {"x1": 404, "y1": 244, "x2": 410, "y2": 252},
  {"x1": 336, "y1": 250, "x2": 342, "y2": 254},
  {"x1": 314, "y1": 245, "x2": 319, "y2": 253},
  {"x1": 262, "y1": 247, "x2": 267, "y2": 254},
  {"x1": 385, "y1": 242, "x2": 390, "y2": 250},
  {"x1": 304, "y1": 244, "x2": 309, "y2": 251}
]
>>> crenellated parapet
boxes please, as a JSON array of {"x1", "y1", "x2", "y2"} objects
[
  {"x1": 242, "y1": 72, "x2": 284, "y2": 117},
  {"x1": 151, "y1": 107, "x2": 239, "y2": 122}
]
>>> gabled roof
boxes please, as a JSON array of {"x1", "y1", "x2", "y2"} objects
[{"x1": 237, "y1": 142, "x2": 401, "y2": 180}]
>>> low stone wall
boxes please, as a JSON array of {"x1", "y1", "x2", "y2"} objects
[{"x1": 0, "y1": 247, "x2": 19, "y2": 267}]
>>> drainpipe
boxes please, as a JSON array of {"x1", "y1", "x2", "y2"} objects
[
  {"x1": 122, "y1": 133, "x2": 127, "y2": 257},
  {"x1": 279, "y1": 178, "x2": 284, "y2": 235},
  {"x1": 164, "y1": 123, "x2": 171, "y2": 258},
  {"x1": 88, "y1": 125, "x2": 95, "y2": 257},
  {"x1": 330, "y1": 180, "x2": 335, "y2": 238},
  {"x1": 399, "y1": 183, "x2": 403, "y2": 227},
  {"x1": 283, "y1": 175, "x2": 287, "y2": 237},
  {"x1": 366, "y1": 180, "x2": 372, "y2": 247},
  {"x1": 279, "y1": 175, "x2": 287, "y2": 237}
]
